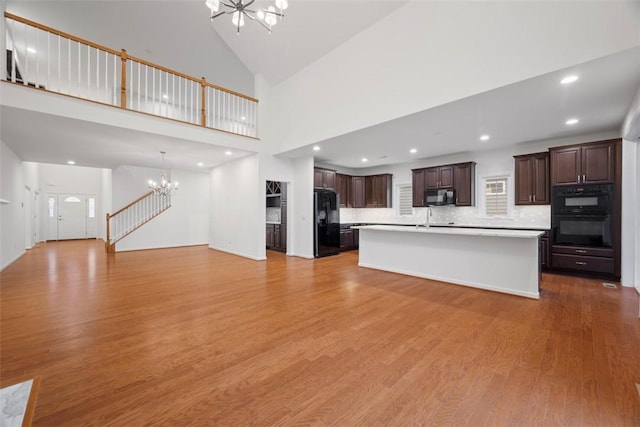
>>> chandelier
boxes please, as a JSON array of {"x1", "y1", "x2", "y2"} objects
[
  {"x1": 148, "y1": 151, "x2": 179, "y2": 196},
  {"x1": 206, "y1": 0, "x2": 288, "y2": 34}
]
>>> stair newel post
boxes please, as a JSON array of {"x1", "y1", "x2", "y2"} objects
[
  {"x1": 200, "y1": 77, "x2": 207, "y2": 127},
  {"x1": 105, "y1": 213, "x2": 110, "y2": 251},
  {"x1": 120, "y1": 49, "x2": 128, "y2": 109}
]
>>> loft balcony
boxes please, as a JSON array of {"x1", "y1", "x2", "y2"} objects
[{"x1": 2, "y1": 12, "x2": 259, "y2": 141}]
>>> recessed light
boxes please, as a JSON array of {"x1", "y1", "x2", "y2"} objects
[
  {"x1": 27, "y1": 47, "x2": 36, "y2": 54},
  {"x1": 241, "y1": 116, "x2": 246, "y2": 121},
  {"x1": 480, "y1": 134, "x2": 490, "y2": 141},
  {"x1": 410, "y1": 148, "x2": 417, "y2": 154},
  {"x1": 225, "y1": 150, "x2": 233, "y2": 156},
  {"x1": 361, "y1": 158, "x2": 368, "y2": 163},
  {"x1": 197, "y1": 162, "x2": 204, "y2": 167},
  {"x1": 313, "y1": 146, "x2": 320, "y2": 151},
  {"x1": 565, "y1": 118, "x2": 579, "y2": 125},
  {"x1": 67, "y1": 160, "x2": 76, "y2": 165},
  {"x1": 162, "y1": 94, "x2": 168, "y2": 99},
  {"x1": 560, "y1": 75, "x2": 578, "y2": 85}
]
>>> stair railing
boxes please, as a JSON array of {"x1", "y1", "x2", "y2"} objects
[{"x1": 105, "y1": 191, "x2": 171, "y2": 252}]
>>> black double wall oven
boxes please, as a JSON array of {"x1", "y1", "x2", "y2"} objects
[{"x1": 551, "y1": 183, "x2": 614, "y2": 248}]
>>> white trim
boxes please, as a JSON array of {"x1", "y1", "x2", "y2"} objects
[
  {"x1": 0, "y1": 199, "x2": 10, "y2": 204},
  {"x1": 208, "y1": 245, "x2": 267, "y2": 261},
  {"x1": 1, "y1": 250, "x2": 26, "y2": 272}
]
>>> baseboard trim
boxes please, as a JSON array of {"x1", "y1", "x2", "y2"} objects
[
  {"x1": 208, "y1": 245, "x2": 266, "y2": 261},
  {"x1": 1, "y1": 250, "x2": 26, "y2": 272}
]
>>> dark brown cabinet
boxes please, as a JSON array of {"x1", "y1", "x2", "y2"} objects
[
  {"x1": 314, "y1": 167, "x2": 336, "y2": 190},
  {"x1": 266, "y1": 223, "x2": 286, "y2": 252},
  {"x1": 365, "y1": 174, "x2": 392, "y2": 208},
  {"x1": 336, "y1": 173, "x2": 351, "y2": 208},
  {"x1": 412, "y1": 169, "x2": 425, "y2": 207},
  {"x1": 351, "y1": 176, "x2": 366, "y2": 208},
  {"x1": 550, "y1": 140, "x2": 615, "y2": 186},
  {"x1": 412, "y1": 162, "x2": 475, "y2": 207},
  {"x1": 425, "y1": 166, "x2": 453, "y2": 189},
  {"x1": 453, "y1": 162, "x2": 475, "y2": 206},
  {"x1": 551, "y1": 245, "x2": 614, "y2": 275},
  {"x1": 514, "y1": 152, "x2": 549, "y2": 205},
  {"x1": 540, "y1": 231, "x2": 549, "y2": 269}
]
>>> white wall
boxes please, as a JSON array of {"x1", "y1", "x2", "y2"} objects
[
  {"x1": 621, "y1": 140, "x2": 637, "y2": 287},
  {"x1": 272, "y1": 1, "x2": 639, "y2": 153},
  {"x1": 113, "y1": 166, "x2": 209, "y2": 251},
  {"x1": 101, "y1": 168, "x2": 112, "y2": 240},
  {"x1": 636, "y1": 143, "x2": 640, "y2": 292},
  {"x1": 0, "y1": 140, "x2": 26, "y2": 270},
  {"x1": 291, "y1": 156, "x2": 314, "y2": 259},
  {"x1": 210, "y1": 154, "x2": 264, "y2": 260},
  {"x1": 5, "y1": 1, "x2": 254, "y2": 96}
]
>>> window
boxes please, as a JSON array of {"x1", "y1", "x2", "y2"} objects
[
  {"x1": 48, "y1": 197, "x2": 56, "y2": 218},
  {"x1": 88, "y1": 197, "x2": 96, "y2": 218},
  {"x1": 485, "y1": 177, "x2": 508, "y2": 216},
  {"x1": 397, "y1": 184, "x2": 413, "y2": 216},
  {"x1": 63, "y1": 196, "x2": 82, "y2": 203}
]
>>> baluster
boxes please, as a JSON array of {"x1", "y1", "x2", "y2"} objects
[
  {"x1": 35, "y1": 29, "x2": 39, "y2": 87},
  {"x1": 120, "y1": 49, "x2": 127, "y2": 108},
  {"x1": 23, "y1": 23, "x2": 28, "y2": 86},
  {"x1": 87, "y1": 44, "x2": 90, "y2": 95},
  {"x1": 67, "y1": 38, "x2": 71, "y2": 94},
  {"x1": 144, "y1": 64, "x2": 148, "y2": 113},
  {"x1": 137, "y1": 61, "x2": 141, "y2": 111},
  {"x1": 129, "y1": 58, "x2": 133, "y2": 109},
  {"x1": 172, "y1": 74, "x2": 176, "y2": 118},
  {"x1": 95, "y1": 47, "x2": 99, "y2": 101},
  {"x1": 77, "y1": 41, "x2": 81, "y2": 97},
  {"x1": 10, "y1": 21, "x2": 17, "y2": 83}
]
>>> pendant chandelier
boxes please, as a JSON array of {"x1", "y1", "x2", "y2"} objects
[
  {"x1": 148, "y1": 151, "x2": 179, "y2": 196},
  {"x1": 206, "y1": 0, "x2": 288, "y2": 34}
]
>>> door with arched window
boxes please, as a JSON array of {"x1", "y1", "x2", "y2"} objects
[{"x1": 46, "y1": 194, "x2": 97, "y2": 240}]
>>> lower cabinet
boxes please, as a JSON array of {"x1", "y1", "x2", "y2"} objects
[
  {"x1": 550, "y1": 245, "x2": 614, "y2": 275},
  {"x1": 339, "y1": 225, "x2": 358, "y2": 251},
  {"x1": 266, "y1": 224, "x2": 286, "y2": 252},
  {"x1": 540, "y1": 231, "x2": 549, "y2": 269}
]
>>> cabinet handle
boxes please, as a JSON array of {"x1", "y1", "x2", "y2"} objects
[
  {"x1": 533, "y1": 195, "x2": 536, "y2": 202},
  {"x1": 529, "y1": 195, "x2": 532, "y2": 202},
  {"x1": 575, "y1": 249, "x2": 587, "y2": 254},
  {"x1": 577, "y1": 175, "x2": 580, "y2": 183},
  {"x1": 582, "y1": 174, "x2": 586, "y2": 182},
  {"x1": 575, "y1": 261, "x2": 587, "y2": 266}
]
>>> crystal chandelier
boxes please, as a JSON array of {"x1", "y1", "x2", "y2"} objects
[
  {"x1": 148, "y1": 151, "x2": 179, "y2": 196},
  {"x1": 206, "y1": 0, "x2": 288, "y2": 34}
]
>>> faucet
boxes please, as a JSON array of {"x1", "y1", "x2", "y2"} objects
[{"x1": 424, "y1": 207, "x2": 432, "y2": 228}]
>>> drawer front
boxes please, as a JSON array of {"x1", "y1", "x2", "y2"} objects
[
  {"x1": 551, "y1": 254, "x2": 614, "y2": 274},
  {"x1": 551, "y1": 245, "x2": 613, "y2": 258}
]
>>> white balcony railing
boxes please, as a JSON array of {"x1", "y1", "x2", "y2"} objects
[{"x1": 4, "y1": 12, "x2": 258, "y2": 138}]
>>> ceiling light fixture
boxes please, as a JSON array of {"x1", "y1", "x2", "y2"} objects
[
  {"x1": 27, "y1": 47, "x2": 36, "y2": 54},
  {"x1": 67, "y1": 160, "x2": 76, "y2": 165},
  {"x1": 361, "y1": 158, "x2": 368, "y2": 163},
  {"x1": 206, "y1": 0, "x2": 288, "y2": 34},
  {"x1": 148, "y1": 151, "x2": 179, "y2": 196},
  {"x1": 561, "y1": 75, "x2": 579, "y2": 85},
  {"x1": 197, "y1": 162, "x2": 204, "y2": 167},
  {"x1": 225, "y1": 150, "x2": 233, "y2": 156},
  {"x1": 565, "y1": 118, "x2": 579, "y2": 125},
  {"x1": 162, "y1": 94, "x2": 169, "y2": 99},
  {"x1": 313, "y1": 146, "x2": 320, "y2": 151},
  {"x1": 480, "y1": 134, "x2": 490, "y2": 141},
  {"x1": 410, "y1": 148, "x2": 417, "y2": 154}
]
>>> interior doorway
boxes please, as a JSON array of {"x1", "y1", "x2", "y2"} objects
[
  {"x1": 46, "y1": 193, "x2": 98, "y2": 241},
  {"x1": 265, "y1": 181, "x2": 288, "y2": 254}
]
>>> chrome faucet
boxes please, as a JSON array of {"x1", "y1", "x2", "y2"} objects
[{"x1": 424, "y1": 207, "x2": 432, "y2": 228}]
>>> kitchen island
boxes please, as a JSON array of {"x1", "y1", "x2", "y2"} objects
[{"x1": 355, "y1": 225, "x2": 544, "y2": 299}]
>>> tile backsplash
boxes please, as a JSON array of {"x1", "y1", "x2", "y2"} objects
[
  {"x1": 266, "y1": 207, "x2": 281, "y2": 223},
  {"x1": 340, "y1": 205, "x2": 550, "y2": 229}
]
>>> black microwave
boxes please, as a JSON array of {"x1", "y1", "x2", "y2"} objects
[{"x1": 424, "y1": 189, "x2": 456, "y2": 206}]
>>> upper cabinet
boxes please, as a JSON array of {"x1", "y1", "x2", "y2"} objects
[
  {"x1": 514, "y1": 152, "x2": 549, "y2": 205},
  {"x1": 550, "y1": 140, "x2": 616, "y2": 186},
  {"x1": 336, "y1": 173, "x2": 351, "y2": 208},
  {"x1": 425, "y1": 166, "x2": 454, "y2": 189},
  {"x1": 314, "y1": 167, "x2": 337, "y2": 190},
  {"x1": 317, "y1": 169, "x2": 387, "y2": 208},
  {"x1": 351, "y1": 176, "x2": 366, "y2": 208},
  {"x1": 412, "y1": 162, "x2": 475, "y2": 207},
  {"x1": 453, "y1": 162, "x2": 475, "y2": 206},
  {"x1": 365, "y1": 174, "x2": 392, "y2": 208}
]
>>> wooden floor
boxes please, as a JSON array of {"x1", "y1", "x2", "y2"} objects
[{"x1": 1, "y1": 240, "x2": 638, "y2": 426}]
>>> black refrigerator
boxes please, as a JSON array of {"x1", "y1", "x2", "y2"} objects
[{"x1": 314, "y1": 189, "x2": 340, "y2": 257}]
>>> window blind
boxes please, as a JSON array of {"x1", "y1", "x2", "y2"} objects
[
  {"x1": 398, "y1": 184, "x2": 413, "y2": 216},
  {"x1": 485, "y1": 178, "x2": 508, "y2": 216}
]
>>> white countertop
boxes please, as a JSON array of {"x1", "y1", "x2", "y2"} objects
[
  {"x1": 266, "y1": 221, "x2": 281, "y2": 225},
  {"x1": 354, "y1": 224, "x2": 544, "y2": 239}
]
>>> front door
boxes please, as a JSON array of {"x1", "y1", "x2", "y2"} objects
[{"x1": 47, "y1": 194, "x2": 97, "y2": 240}]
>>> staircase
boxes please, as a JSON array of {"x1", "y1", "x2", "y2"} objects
[{"x1": 105, "y1": 191, "x2": 171, "y2": 252}]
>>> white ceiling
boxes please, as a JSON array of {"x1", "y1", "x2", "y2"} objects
[
  {"x1": 281, "y1": 47, "x2": 640, "y2": 169},
  {"x1": 211, "y1": 1, "x2": 408, "y2": 85},
  {"x1": 1, "y1": 1, "x2": 639, "y2": 173}
]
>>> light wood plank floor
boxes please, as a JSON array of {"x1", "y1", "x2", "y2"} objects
[{"x1": 1, "y1": 240, "x2": 638, "y2": 426}]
